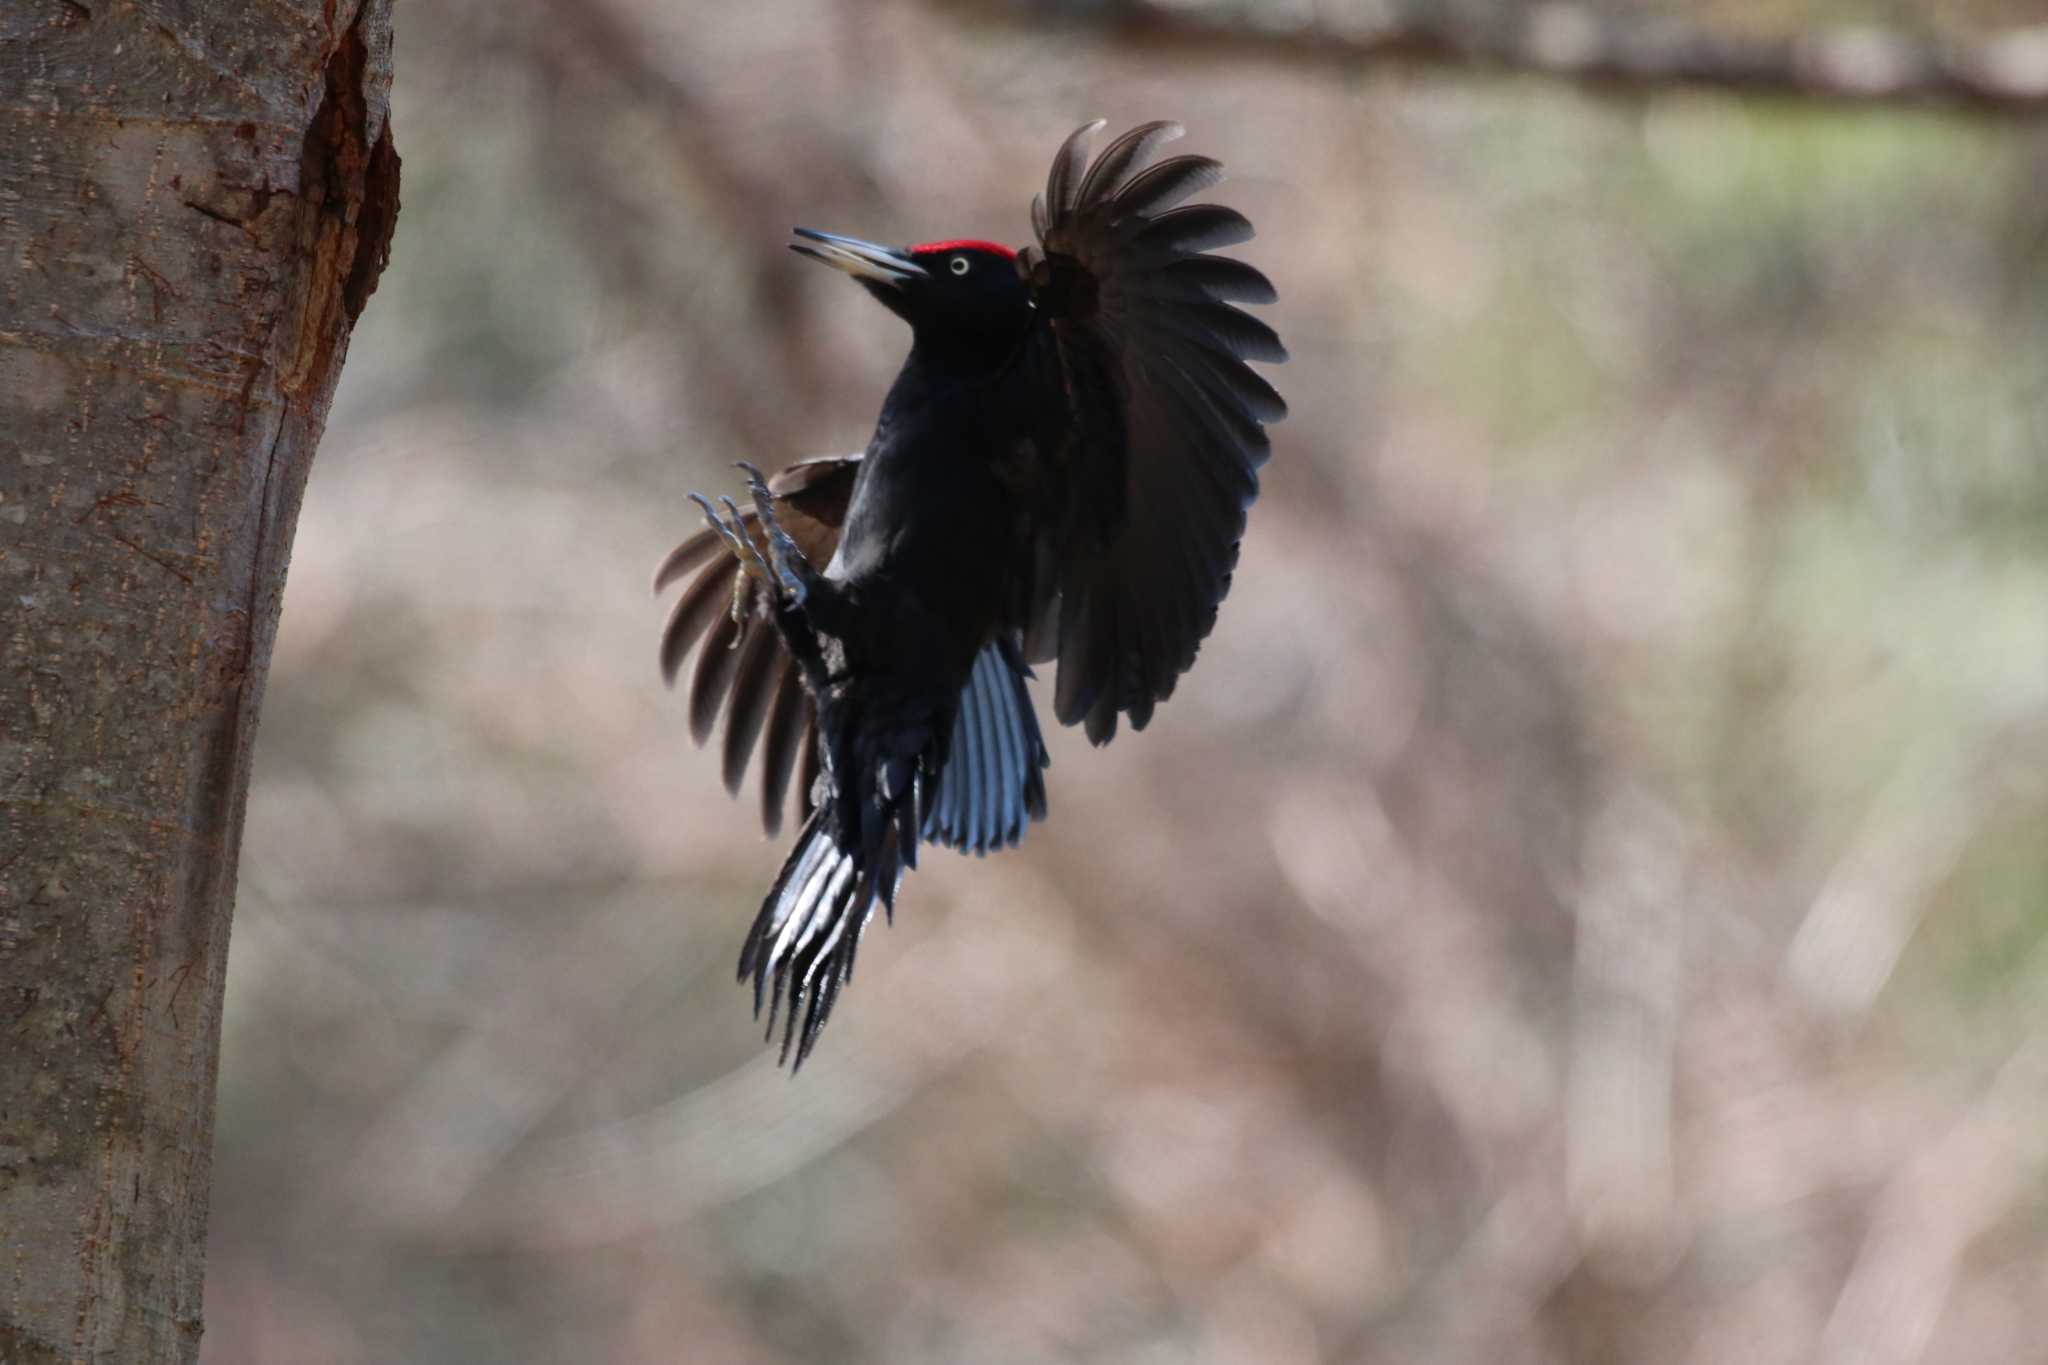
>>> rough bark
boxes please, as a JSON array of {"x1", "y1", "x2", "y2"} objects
[{"x1": 0, "y1": 1, "x2": 398, "y2": 1360}]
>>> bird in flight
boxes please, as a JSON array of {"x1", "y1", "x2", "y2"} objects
[{"x1": 657, "y1": 120, "x2": 1286, "y2": 1065}]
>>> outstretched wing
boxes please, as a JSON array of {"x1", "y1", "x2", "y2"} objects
[
  {"x1": 1018, "y1": 120, "x2": 1286, "y2": 744},
  {"x1": 655, "y1": 455, "x2": 860, "y2": 836}
]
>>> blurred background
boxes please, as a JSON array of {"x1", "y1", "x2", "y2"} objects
[{"x1": 204, "y1": 2, "x2": 2048, "y2": 1361}]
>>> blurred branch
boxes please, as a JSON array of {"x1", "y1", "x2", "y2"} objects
[
  {"x1": 523, "y1": 0, "x2": 864, "y2": 451},
  {"x1": 1785, "y1": 721, "x2": 2042, "y2": 1019},
  {"x1": 947, "y1": 1, "x2": 2048, "y2": 113},
  {"x1": 1566, "y1": 790, "x2": 1683, "y2": 1277},
  {"x1": 1818, "y1": 1028, "x2": 2048, "y2": 1365},
  {"x1": 410, "y1": 860, "x2": 1077, "y2": 1247}
]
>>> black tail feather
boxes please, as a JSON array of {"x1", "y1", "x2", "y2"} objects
[
  {"x1": 736, "y1": 797, "x2": 907, "y2": 1068},
  {"x1": 735, "y1": 641, "x2": 1045, "y2": 1066},
  {"x1": 926, "y1": 641, "x2": 1051, "y2": 855}
]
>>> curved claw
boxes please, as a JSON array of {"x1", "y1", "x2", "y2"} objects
[
  {"x1": 686, "y1": 492, "x2": 749, "y2": 562},
  {"x1": 733, "y1": 462, "x2": 814, "y2": 605}
]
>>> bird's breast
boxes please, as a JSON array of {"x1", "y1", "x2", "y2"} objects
[{"x1": 834, "y1": 407, "x2": 1037, "y2": 654}]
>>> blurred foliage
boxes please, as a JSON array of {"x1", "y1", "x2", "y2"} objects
[{"x1": 205, "y1": 2, "x2": 2048, "y2": 1362}]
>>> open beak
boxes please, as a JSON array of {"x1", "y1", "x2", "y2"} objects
[{"x1": 790, "y1": 229, "x2": 927, "y2": 287}]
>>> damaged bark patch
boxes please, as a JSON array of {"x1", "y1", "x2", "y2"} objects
[
  {"x1": 282, "y1": 13, "x2": 400, "y2": 394},
  {"x1": 348, "y1": 122, "x2": 400, "y2": 317}
]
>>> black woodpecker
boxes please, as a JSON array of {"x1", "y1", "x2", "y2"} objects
[{"x1": 656, "y1": 121, "x2": 1286, "y2": 1065}]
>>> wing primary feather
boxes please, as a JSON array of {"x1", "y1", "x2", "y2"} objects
[
  {"x1": 1151, "y1": 255, "x2": 1277, "y2": 305},
  {"x1": 720, "y1": 621, "x2": 781, "y2": 796},
  {"x1": 947, "y1": 706, "x2": 968, "y2": 838},
  {"x1": 1128, "y1": 510, "x2": 1200, "y2": 693},
  {"x1": 938, "y1": 702, "x2": 968, "y2": 845},
  {"x1": 1155, "y1": 301, "x2": 1289, "y2": 363},
  {"x1": 653, "y1": 528, "x2": 725, "y2": 594},
  {"x1": 972, "y1": 649, "x2": 1005, "y2": 852},
  {"x1": 1052, "y1": 583, "x2": 1099, "y2": 733},
  {"x1": 1001, "y1": 650, "x2": 1031, "y2": 842},
  {"x1": 1136, "y1": 358, "x2": 1268, "y2": 503},
  {"x1": 1075, "y1": 120, "x2": 1182, "y2": 210},
  {"x1": 1109, "y1": 154, "x2": 1222, "y2": 217},
  {"x1": 659, "y1": 557, "x2": 739, "y2": 687},
  {"x1": 974, "y1": 654, "x2": 1007, "y2": 847},
  {"x1": 1011, "y1": 657, "x2": 1050, "y2": 819},
  {"x1": 978, "y1": 650, "x2": 1013, "y2": 845},
  {"x1": 1158, "y1": 339, "x2": 1289, "y2": 428},
  {"x1": 1086, "y1": 688, "x2": 1118, "y2": 746},
  {"x1": 757, "y1": 666, "x2": 807, "y2": 838},
  {"x1": 1046, "y1": 119, "x2": 1107, "y2": 218},
  {"x1": 1113, "y1": 535, "x2": 1165, "y2": 724},
  {"x1": 988, "y1": 648, "x2": 1025, "y2": 845},
  {"x1": 688, "y1": 612, "x2": 743, "y2": 746},
  {"x1": 1131, "y1": 204, "x2": 1256, "y2": 260},
  {"x1": 961, "y1": 670, "x2": 987, "y2": 852},
  {"x1": 1082, "y1": 593, "x2": 1122, "y2": 745}
]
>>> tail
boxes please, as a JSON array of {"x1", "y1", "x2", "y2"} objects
[
  {"x1": 925, "y1": 639, "x2": 1050, "y2": 855},
  {"x1": 736, "y1": 640, "x2": 1045, "y2": 1066},
  {"x1": 736, "y1": 794, "x2": 910, "y2": 1068}
]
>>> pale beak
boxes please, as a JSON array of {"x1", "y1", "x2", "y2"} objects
[{"x1": 789, "y1": 229, "x2": 927, "y2": 287}]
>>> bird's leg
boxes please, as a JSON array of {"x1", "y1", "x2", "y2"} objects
[
  {"x1": 735, "y1": 461, "x2": 817, "y2": 607},
  {"x1": 710, "y1": 463, "x2": 848, "y2": 695}
]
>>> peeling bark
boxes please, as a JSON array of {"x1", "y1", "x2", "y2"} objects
[{"x1": 0, "y1": 1, "x2": 398, "y2": 1360}]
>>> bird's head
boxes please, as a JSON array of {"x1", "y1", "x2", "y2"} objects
[{"x1": 791, "y1": 229, "x2": 1031, "y2": 367}]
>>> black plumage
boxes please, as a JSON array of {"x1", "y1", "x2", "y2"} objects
[{"x1": 658, "y1": 121, "x2": 1285, "y2": 1064}]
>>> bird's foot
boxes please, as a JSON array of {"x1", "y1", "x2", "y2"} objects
[
  {"x1": 736, "y1": 460, "x2": 814, "y2": 607},
  {"x1": 686, "y1": 491, "x2": 776, "y2": 609}
]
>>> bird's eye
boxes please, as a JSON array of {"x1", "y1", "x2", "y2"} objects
[{"x1": 949, "y1": 256, "x2": 971, "y2": 276}]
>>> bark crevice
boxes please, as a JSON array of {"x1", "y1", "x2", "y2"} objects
[{"x1": 286, "y1": 9, "x2": 402, "y2": 395}]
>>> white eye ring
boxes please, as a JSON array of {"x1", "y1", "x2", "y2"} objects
[{"x1": 949, "y1": 256, "x2": 970, "y2": 275}]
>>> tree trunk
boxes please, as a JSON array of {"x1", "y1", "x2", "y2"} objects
[{"x1": 0, "y1": 1, "x2": 398, "y2": 1359}]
